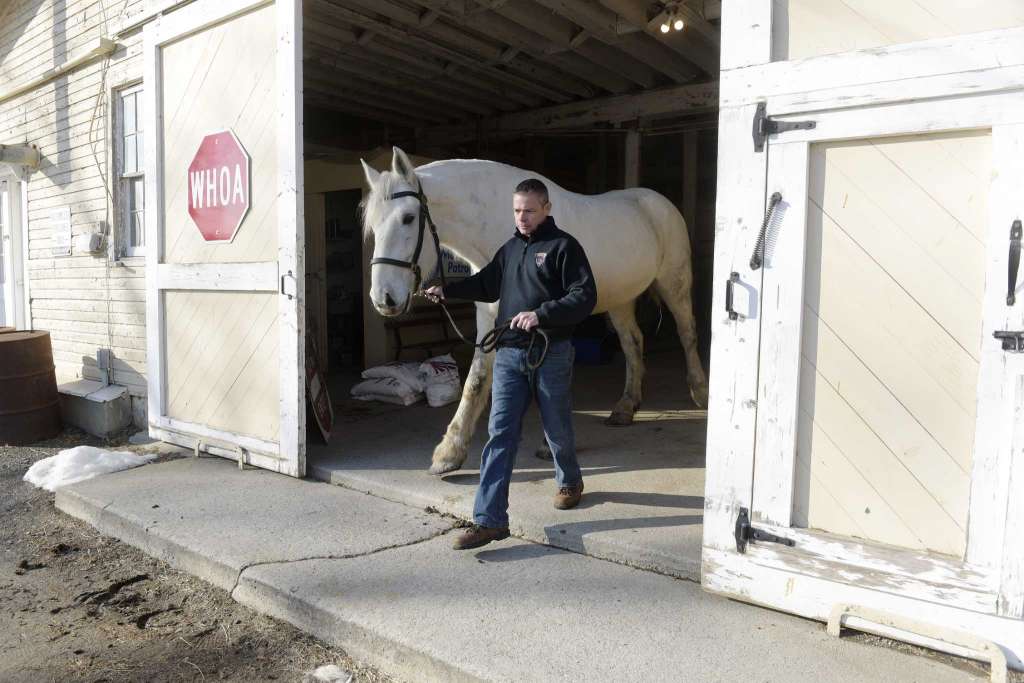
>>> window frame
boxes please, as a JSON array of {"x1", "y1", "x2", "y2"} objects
[{"x1": 114, "y1": 82, "x2": 146, "y2": 258}]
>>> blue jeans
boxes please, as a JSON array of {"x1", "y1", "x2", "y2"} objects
[{"x1": 473, "y1": 339, "x2": 582, "y2": 528}]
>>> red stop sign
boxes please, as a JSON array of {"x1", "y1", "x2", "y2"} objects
[{"x1": 187, "y1": 131, "x2": 251, "y2": 242}]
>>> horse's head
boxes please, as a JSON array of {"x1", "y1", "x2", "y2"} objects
[{"x1": 360, "y1": 147, "x2": 440, "y2": 317}]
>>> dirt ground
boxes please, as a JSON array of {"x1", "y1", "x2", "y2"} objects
[{"x1": 0, "y1": 427, "x2": 390, "y2": 683}]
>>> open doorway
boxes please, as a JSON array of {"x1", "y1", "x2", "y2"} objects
[{"x1": 299, "y1": 1, "x2": 720, "y2": 581}]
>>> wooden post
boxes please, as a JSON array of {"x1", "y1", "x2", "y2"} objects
[
  {"x1": 624, "y1": 128, "x2": 641, "y2": 188},
  {"x1": 682, "y1": 130, "x2": 698, "y2": 241}
]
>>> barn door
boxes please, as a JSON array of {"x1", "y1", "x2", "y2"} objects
[
  {"x1": 143, "y1": 0, "x2": 305, "y2": 476},
  {"x1": 705, "y1": 2, "x2": 1024, "y2": 666}
]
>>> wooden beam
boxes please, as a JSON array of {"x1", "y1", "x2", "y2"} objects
[
  {"x1": 402, "y1": 0, "x2": 633, "y2": 94},
  {"x1": 316, "y1": 0, "x2": 578, "y2": 102},
  {"x1": 528, "y1": 0, "x2": 701, "y2": 83},
  {"x1": 359, "y1": 38, "x2": 543, "y2": 109},
  {"x1": 681, "y1": 129, "x2": 698, "y2": 240},
  {"x1": 624, "y1": 128, "x2": 641, "y2": 188},
  {"x1": 454, "y1": 0, "x2": 661, "y2": 91},
  {"x1": 305, "y1": 4, "x2": 574, "y2": 105},
  {"x1": 306, "y1": 95, "x2": 424, "y2": 128},
  {"x1": 597, "y1": 0, "x2": 718, "y2": 74},
  {"x1": 304, "y1": 49, "x2": 497, "y2": 116},
  {"x1": 420, "y1": 81, "x2": 719, "y2": 146},
  {"x1": 305, "y1": 74, "x2": 453, "y2": 123}
]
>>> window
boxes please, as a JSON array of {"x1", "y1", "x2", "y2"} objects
[{"x1": 116, "y1": 84, "x2": 145, "y2": 257}]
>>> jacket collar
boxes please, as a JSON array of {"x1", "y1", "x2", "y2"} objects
[{"x1": 513, "y1": 216, "x2": 557, "y2": 243}]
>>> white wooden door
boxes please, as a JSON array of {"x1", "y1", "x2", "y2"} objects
[
  {"x1": 0, "y1": 172, "x2": 26, "y2": 331},
  {"x1": 143, "y1": 0, "x2": 305, "y2": 476},
  {"x1": 704, "y1": 2, "x2": 1024, "y2": 667}
]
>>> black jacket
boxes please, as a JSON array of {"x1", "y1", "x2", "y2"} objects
[{"x1": 442, "y1": 216, "x2": 597, "y2": 347}]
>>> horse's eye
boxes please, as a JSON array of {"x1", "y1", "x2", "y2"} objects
[{"x1": 402, "y1": 214, "x2": 415, "y2": 225}]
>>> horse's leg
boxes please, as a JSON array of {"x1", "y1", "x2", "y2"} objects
[
  {"x1": 429, "y1": 304, "x2": 497, "y2": 475},
  {"x1": 605, "y1": 302, "x2": 645, "y2": 426},
  {"x1": 653, "y1": 271, "x2": 709, "y2": 407}
]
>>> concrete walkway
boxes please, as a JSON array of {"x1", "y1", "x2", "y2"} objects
[
  {"x1": 312, "y1": 353, "x2": 708, "y2": 580},
  {"x1": 55, "y1": 457, "x2": 982, "y2": 682}
]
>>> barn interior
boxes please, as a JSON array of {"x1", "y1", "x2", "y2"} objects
[{"x1": 298, "y1": 0, "x2": 721, "y2": 578}]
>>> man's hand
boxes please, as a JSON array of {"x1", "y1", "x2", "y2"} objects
[
  {"x1": 510, "y1": 311, "x2": 539, "y2": 331},
  {"x1": 423, "y1": 285, "x2": 445, "y2": 303}
]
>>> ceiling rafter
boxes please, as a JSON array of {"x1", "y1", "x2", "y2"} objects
[
  {"x1": 316, "y1": 0, "x2": 582, "y2": 103},
  {"x1": 527, "y1": 0, "x2": 702, "y2": 82},
  {"x1": 304, "y1": 50, "x2": 496, "y2": 117}
]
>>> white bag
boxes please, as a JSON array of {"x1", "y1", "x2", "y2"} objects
[
  {"x1": 352, "y1": 392, "x2": 421, "y2": 406},
  {"x1": 419, "y1": 354, "x2": 459, "y2": 386},
  {"x1": 350, "y1": 377, "x2": 421, "y2": 405},
  {"x1": 361, "y1": 361, "x2": 425, "y2": 392},
  {"x1": 425, "y1": 380, "x2": 461, "y2": 408}
]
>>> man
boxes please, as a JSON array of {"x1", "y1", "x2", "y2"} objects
[{"x1": 425, "y1": 179, "x2": 597, "y2": 550}]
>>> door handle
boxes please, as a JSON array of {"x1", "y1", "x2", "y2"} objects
[
  {"x1": 280, "y1": 270, "x2": 296, "y2": 300},
  {"x1": 725, "y1": 272, "x2": 740, "y2": 320},
  {"x1": 1008, "y1": 219, "x2": 1021, "y2": 306}
]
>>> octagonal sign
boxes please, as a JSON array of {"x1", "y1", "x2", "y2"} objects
[{"x1": 187, "y1": 130, "x2": 251, "y2": 242}]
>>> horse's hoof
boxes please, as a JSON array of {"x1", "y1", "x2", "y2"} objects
[
  {"x1": 604, "y1": 411, "x2": 634, "y2": 427},
  {"x1": 690, "y1": 384, "x2": 710, "y2": 409},
  {"x1": 535, "y1": 445, "x2": 553, "y2": 461},
  {"x1": 428, "y1": 460, "x2": 462, "y2": 476}
]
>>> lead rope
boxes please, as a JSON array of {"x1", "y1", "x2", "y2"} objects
[{"x1": 413, "y1": 291, "x2": 550, "y2": 371}]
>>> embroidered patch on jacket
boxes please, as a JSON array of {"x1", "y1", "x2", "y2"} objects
[{"x1": 535, "y1": 252, "x2": 547, "y2": 267}]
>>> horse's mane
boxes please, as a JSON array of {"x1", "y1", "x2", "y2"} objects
[{"x1": 359, "y1": 169, "x2": 411, "y2": 239}]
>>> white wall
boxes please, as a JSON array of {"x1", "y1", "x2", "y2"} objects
[{"x1": 0, "y1": 0, "x2": 150, "y2": 424}]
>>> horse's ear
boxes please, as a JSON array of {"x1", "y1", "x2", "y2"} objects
[
  {"x1": 360, "y1": 159, "x2": 381, "y2": 188},
  {"x1": 391, "y1": 146, "x2": 416, "y2": 184}
]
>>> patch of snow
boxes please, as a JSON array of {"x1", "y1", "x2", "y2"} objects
[
  {"x1": 23, "y1": 446, "x2": 158, "y2": 492},
  {"x1": 302, "y1": 665, "x2": 352, "y2": 683}
]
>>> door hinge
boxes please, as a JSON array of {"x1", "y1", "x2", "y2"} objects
[
  {"x1": 734, "y1": 507, "x2": 796, "y2": 554},
  {"x1": 994, "y1": 330, "x2": 1024, "y2": 352},
  {"x1": 752, "y1": 102, "x2": 816, "y2": 152}
]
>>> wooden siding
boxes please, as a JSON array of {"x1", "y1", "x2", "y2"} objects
[
  {"x1": 0, "y1": 0, "x2": 149, "y2": 407},
  {"x1": 773, "y1": 0, "x2": 1024, "y2": 61},
  {"x1": 792, "y1": 130, "x2": 990, "y2": 557}
]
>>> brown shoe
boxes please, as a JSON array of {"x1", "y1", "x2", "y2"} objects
[
  {"x1": 452, "y1": 524, "x2": 510, "y2": 550},
  {"x1": 554, "y1": 483, "x2": 584, "y2": 510}
]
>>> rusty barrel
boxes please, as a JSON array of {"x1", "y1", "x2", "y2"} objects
[{"x1": 0, "y1": 331, "x2": 62, "y2": 445}]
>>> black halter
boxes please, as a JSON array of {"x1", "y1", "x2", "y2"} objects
[{"x1": 369, "y1": 184, "x2": 446, "y2": 293}]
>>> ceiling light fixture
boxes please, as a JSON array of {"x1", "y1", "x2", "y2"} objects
[{"x1": 659, "y1": 4, "x2": 686, "y2": 33}]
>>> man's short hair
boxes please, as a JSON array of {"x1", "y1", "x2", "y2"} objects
[{"x1": 515, "y1": 178, "x2": 549, "y2": 205}]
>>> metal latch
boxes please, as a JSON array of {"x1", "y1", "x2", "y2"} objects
[
  {"x1": 734, "y1": 507, "x2": 796, "y2": 554},
  {"x1": 994, "y1": 330, "x2": 1024, "y2": 352},
  {"x1": 752, "y1": 102, "x2": 816, "y2": 152}
]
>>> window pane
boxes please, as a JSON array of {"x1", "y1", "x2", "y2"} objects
[
  {"x1": 123, "y1": 134, "x2": 137, "y2": 174},
  {"x1": 132, "y1": 210, "x2": 145, "y2": 248},
  {"x1": 130, "y1": 178, "x2": 145, "y2": 247},
  {"x1": 122, "y1": 92, "x2": 136, "y2": 134},
  {"x1": 137, "y1": 131, "x2": 144, "y2": 167},
  {"x1": 136, "y1": 93, "x2": 143, "y2": 133}
]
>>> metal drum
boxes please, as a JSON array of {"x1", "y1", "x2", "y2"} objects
[{"x1": 0, "y1": 331, "x2": 62, "y2": 445}]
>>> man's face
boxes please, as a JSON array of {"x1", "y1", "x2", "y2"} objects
[{"x1": 513, "y1": 192, "x2": 550, "y2": 236}]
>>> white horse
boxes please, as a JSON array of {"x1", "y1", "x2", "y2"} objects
[{"x1": 361, "y1": 147, "x2": 708, "y2": 475}]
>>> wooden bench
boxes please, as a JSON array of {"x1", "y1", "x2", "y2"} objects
[{"x1": 383, "y1": 301, "x2": 477, "y2": 360}]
